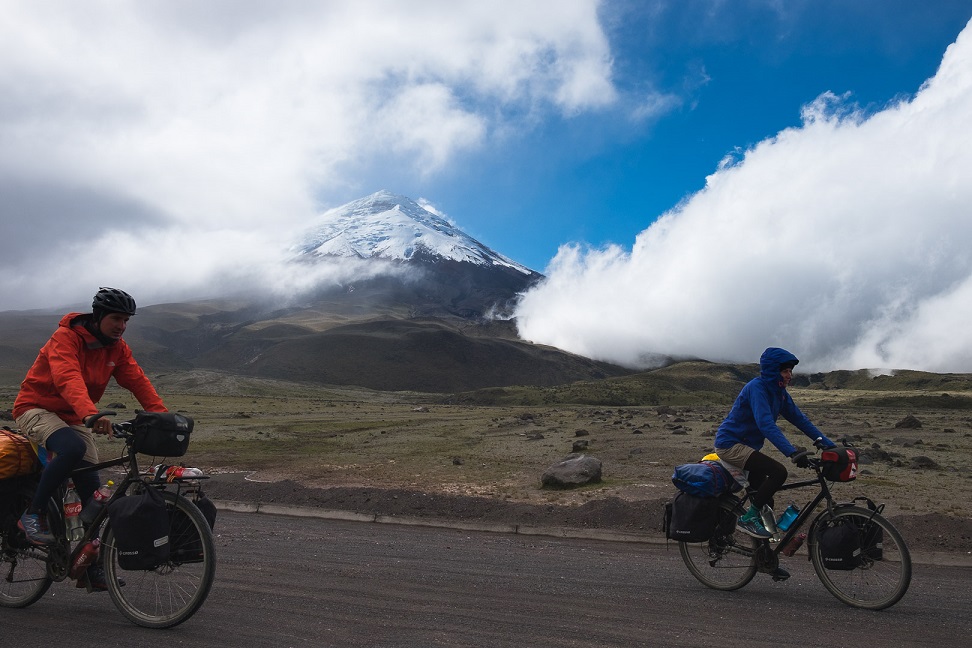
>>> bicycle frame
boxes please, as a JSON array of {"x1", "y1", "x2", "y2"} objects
[
  {"x1": 678, "y1": 449, "x2": 911, "y2": 609},
  {"x1": 2, "y1": 412, "x2": 216, "y2": 627},
  {"x1": 46, "y1": 424, "x2": 208, "y2": 580},
  {"x1": 767, "y1": 471, "x2": 834, "y2": 554},
  {"x1": 747, "y1": 458, "x2": 877, "y2": 558}
]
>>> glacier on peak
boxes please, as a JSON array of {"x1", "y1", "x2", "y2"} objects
[{"x1": 294, "y1": 190, "x2": 536, "y2": 276}]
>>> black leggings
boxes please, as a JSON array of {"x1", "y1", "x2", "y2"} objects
[
  {"x1": 28, "y1": 427, "x2": 100, "y2": 515},
  {"x1": 744, "y1": 451, "x2": 788, "y2": 510}
]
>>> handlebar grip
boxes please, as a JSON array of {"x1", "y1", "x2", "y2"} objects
[{"x1": 85, "y1": 411, "x2": 117, "y2": 427}]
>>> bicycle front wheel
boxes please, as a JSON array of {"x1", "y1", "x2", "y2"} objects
[
  {"x1": 103, "y1": 490, "x2": 216, "y2": 628},
  {"x1": 679, "y1": 500, "x2": 759, "y2": 591},
  {"x1": 809, "y1": 505, "x2": 911, "y2": 610},
  {"x1": 0, "y1": 480, "x2": 53, "y2": 608}
]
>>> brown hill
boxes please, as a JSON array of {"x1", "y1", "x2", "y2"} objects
[
  {"x1": 194, "y1": 317, "x2": 630, "y2": 392},
  {"x1": 0, "y1": 299, "x2": 633, "y2": 391}
]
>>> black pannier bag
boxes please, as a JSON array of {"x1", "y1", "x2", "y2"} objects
[
  {"x1": 860, "y1": 518, "x2": 884, "y2": 561},
  {"x1": 855, "y1": 498, "x2": 884, "y2": 561},
  {"x1": 132, "y1": 412, "x2": 194, "y2": 457},
  {"x1": 168, "y1": 490, "x2": 217, "y2": 564},
  {"x1": 107, "y1": 487, "x2": 171, "y2": 570},
  {"x1": 664, "y1": 491, "x2": 720, "y2": 542},
  {"x1": 817, "y1": 517, "x2": 862, "y2": 570}
]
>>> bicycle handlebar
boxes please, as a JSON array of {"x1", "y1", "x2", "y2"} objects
[
  {"x1": 111, "y1": 420, "x2": 133, "y2": 440},
  {"x1": 84, "y1": 410, "x2": 117, "y2": 427},
  {"x1": 84, "y1": 410, "x2": 134, "y2": 440}
]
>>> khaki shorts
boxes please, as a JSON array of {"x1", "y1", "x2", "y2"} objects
[
  {"x1": 714, "y1": 443, "x2": 754, "y2": 471},
  {"x1": 15, "y1": 408, "x2": 99, "y2": 464}
]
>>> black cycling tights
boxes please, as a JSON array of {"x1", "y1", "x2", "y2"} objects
[
  {"x1": 744, "y1": 450, "x2": 788, "y2": 511},
  {"x1": 27, "y1": 428, "x2": 100, "y2": 515}
]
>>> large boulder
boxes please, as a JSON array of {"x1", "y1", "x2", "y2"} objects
[
  {"x1": 894, "y1": 415, "x2": 922, "y2": 429},
  {"x1": 541, "y1": 454, "x2": 603, "y2": 489}
]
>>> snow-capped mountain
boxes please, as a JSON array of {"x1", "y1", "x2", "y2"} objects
[{"x1": 295, "y1": 190, "x2": 536, "y2": 276}]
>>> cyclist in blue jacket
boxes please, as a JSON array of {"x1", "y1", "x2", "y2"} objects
[{"x1": 715, "y1": 347, "x2": 835, "y2": 539}]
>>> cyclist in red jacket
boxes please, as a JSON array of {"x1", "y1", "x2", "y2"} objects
[{"x1": 13, "y1": 288, "x2": 167, "y2": 588}]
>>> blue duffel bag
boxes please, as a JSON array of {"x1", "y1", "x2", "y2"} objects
[{"x1": 671, "y1": 460, "x2": 740, "y2": 498}]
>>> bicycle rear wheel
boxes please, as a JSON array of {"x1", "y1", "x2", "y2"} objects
[
  {"x1": 679, "y1": 499, "x2": 758, "y2": 591},
  {"x1": 809, "y1": 505, "x2": 911, "y2": 610},
  {"x1": 102, "y1": 490, "x2": 216, "y2": 628},
  {"x1": 0, "y1": 479, "x2": 53, "y2": 608}
]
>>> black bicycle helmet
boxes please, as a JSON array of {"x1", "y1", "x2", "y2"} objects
[{"x1": 92, "y1": 287, "x2": 137, "y2": 315}]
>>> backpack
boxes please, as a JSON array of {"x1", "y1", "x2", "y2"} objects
[
  {"x1": 671, "y1": 460, "x2": 739, "y2": 498},
  {"x1": 107, "y1": 487, "x2": 171, "y2": 570},
  {"x1": 0, "y1": 427, "x2": 40, "y2": 480},
  {"x1": 664, "y1": 491, "x2": 721, "y2": 542},
  {"x1": 817, "y1": 517, "x2": 862, "y2": 570},
  {"x1": 820, "y1": 447, "x2": 858, "y2": 482}
]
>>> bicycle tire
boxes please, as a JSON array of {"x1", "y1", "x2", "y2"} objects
[
  {"x1": 809, "y1": 505, "x2": 911, "y2": 610},
  {"x1": 102, "y1": 490, "x2": 216, "y2": 628},
  {"x1": 679, "y1": 499, "x2": 759, "y2": 591},
  {"x1": 0, "y1": 480, "x2": 53, "y2": 608}
]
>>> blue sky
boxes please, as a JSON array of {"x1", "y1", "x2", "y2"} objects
[
  {"x1": 425, "y1": 1, "x2": 972, "y2": 271},
  {"x1": 2, "y1": 1, "x2": 972, "y2": 371}
]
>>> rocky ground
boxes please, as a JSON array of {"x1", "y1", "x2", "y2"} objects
[{"x1": 11, "y1": 375, "x2": 968, "y2": 557}]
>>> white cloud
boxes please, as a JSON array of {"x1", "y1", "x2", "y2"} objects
[
  {"x1": 0, "y1": 0, "x2": 612, "y2": 309},
  {"x1": 630, "y1": 90, "x2": 682, "y2": 122},
  {"x1": 516, "y1": 19, "x2": 972, "y2": 373}
]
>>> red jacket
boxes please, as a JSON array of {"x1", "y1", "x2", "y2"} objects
[{"x1": 13, "y1": 313, "x2": 167, "y2": 425}]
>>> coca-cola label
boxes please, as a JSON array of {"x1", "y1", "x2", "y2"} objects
[{"x1": 64, "y1": 502, "x2": 82, "y2": 516}]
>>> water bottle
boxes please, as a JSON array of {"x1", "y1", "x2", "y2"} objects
[
  {"x1": 69, "y1": 538, "x2": 101, "y2": 579},
  {"x1": 776, "y1": 503, "x2": 800, "y2": 532},
  {"x1": 80, "y1": 480, "x2": 114, "y2": 525},
  {"x1": 759, "y1": 504, "x2": 779, "y2": 537},
  {"x1": 781, "y1": 532, "x2": 807, "y2": 557},
  {"x1": 63, "y1": 482, "x2": 84, "y2": 541}
]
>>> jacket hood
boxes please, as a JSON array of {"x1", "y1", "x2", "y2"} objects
[
  {"x1": 61, "y1": 312, "x2": 102, "y2": 347},
  {"x1": 759, "y1": 347, "x2": 799, "y2": 381}
]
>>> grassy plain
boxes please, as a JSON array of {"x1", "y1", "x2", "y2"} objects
[{"x1": 5, "y1": 367, "x2": 965, "y2": 521}]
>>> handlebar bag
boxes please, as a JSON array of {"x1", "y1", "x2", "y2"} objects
[
  {"x1": 817, "y1": 517, "x2": 862, "y2": 570},
  {"x1": 820, "y1": 447, "x2": 858, "y2": 482},
  {"x1": 132, "y1": 412, "x2": 194, "y2": 457},
  {"x1": 107, "y1": 487, "x2": 170, "y2": 570}
]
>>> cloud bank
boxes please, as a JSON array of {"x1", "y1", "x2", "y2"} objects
[
  {"x1": 516, "y1": 19, "x2": 972, "y2": 373},
  {"x1": 0, "y1": 0, "x2": 612, "y2": 309}
]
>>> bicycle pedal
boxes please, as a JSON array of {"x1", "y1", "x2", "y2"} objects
[{"x1": 770, "y1": 567, "x2": 791, "y2": 582}]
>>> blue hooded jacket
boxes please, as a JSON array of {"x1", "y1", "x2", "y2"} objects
[{"x1": 714, "y1": 347, "x2": 832, "y2": 457}]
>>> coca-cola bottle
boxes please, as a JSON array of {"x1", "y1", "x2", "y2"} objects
[
  {"x1": 69, "y1": 538, "x2": 101, "y2": 579},
  {"x1": 80, "y1": 480, "x2": 114, "y2": 525},
  {"x1": 63, "y1": 481, "x2": 83, "y2": 541},
  {"x1": 781, "y1": 532, "x2": 807, "y2": 557}
]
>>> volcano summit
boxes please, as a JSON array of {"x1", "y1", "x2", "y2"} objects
[{"x1": 292, "y1": 191, "x2": 543, "y2": 320}]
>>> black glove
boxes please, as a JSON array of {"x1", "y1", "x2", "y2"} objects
[{"x1": 790, "y1": 448, "x2": 811, "y2": 468}]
